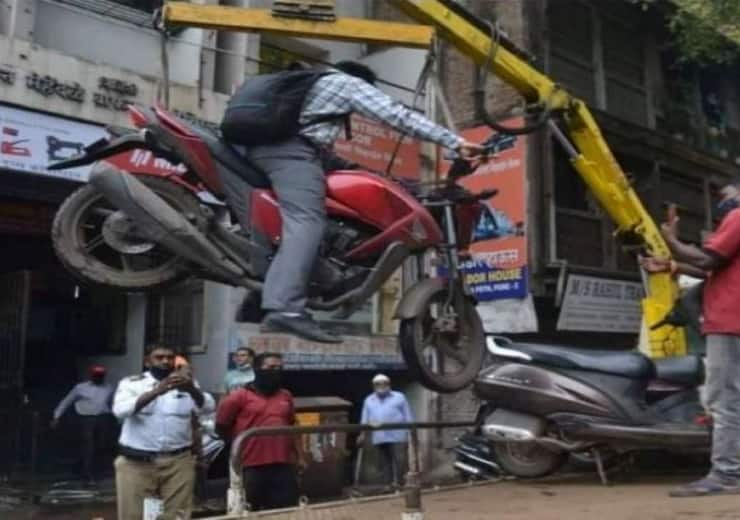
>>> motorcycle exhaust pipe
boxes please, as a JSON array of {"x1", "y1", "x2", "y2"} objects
[
  {"x1": 482, "y1": 410, "x2": 590, "y2": 452},
  {"x1": 89, "y1": 163, "x2": 246, "y2": 283},
  {"x1": 454, "y1": 461, "x2": 483, "y2": 477}
]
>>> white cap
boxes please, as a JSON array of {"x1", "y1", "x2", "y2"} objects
[{"x1": 372, "y1": 374, "x2": 390, "y2": 384}]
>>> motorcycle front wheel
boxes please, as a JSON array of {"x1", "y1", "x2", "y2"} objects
[
  {"x1": 52, "y1": 175, "x2": 197, "y2": 291},
  {"x1": 399, "y1": 285, "x2": 485, "y2": 393}
]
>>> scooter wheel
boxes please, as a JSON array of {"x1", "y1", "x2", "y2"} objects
[
  {"x1": 399, "y1": 288, "x2": 485, "y2": 393},
  {"x1": 493, "y1": 441, "x2": 566, "y2": 479}
]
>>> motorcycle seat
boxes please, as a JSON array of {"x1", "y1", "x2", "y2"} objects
[
  {"x1": 186, "y1": 124, "x2": 271, "y2": 189},
  {"x1": 653, "y1": 355, "x2": 704, "y2": 386},
  {"x1": 502, "y1": 342, "x2": 656, "y2": 380}
]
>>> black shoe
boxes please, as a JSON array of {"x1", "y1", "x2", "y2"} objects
[
  {"x1": 261, "y1": 313, "x2": 343, "y2": 344},
  {"x1": 236, "y1": 292, "x2": 267, "y2": 323},
  {"x1": 669, "y1": 475, "x2": 740, "y2": 497}
]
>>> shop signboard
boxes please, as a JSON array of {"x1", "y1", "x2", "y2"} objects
[
  {"x1": 245, "y1": 332, "x2": 405, "y2": 371},
  {"x1": 0, "y1": 104, "x2": 188, "y2": 181},
  {"x1": 556, "y1": 274, "x2": 645, "y2": 333},
  {"x1": 438, "y1": 118, "x2": 528, "y2": 301},
  {"x1": 334, "y1": 114, "x2": 422, "y2": 179},
  {"x1": 0, "y1": 104, "x2": 105, "y2": 181}
]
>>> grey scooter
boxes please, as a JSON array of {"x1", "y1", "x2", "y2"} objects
[{"x1": 474, "y1": 337, "x2": 708, "y2": 481}]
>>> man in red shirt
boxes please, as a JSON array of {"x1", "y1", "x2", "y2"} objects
[
  {"x1": 216, "y1": 352, "x2": 306, "y2": 511},
  {"x1": 642, "y1": 180, "x2": 740, "y2": 497}
]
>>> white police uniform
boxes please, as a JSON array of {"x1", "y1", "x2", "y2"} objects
[
  {"x1": 113, "y1": 371, "x2": 215, "y2": 452},
  {"x1": 112, "y1": 371, "x2": 215, "y2": 520}
]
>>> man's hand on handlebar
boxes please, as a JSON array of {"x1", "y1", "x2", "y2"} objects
[{"x1": 457, "y1": 140, "x2": 485, "y2": 161}]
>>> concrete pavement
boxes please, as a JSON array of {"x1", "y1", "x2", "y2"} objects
[{"x1": 8, "y1": 473, "x2": 740, "y2": 519}]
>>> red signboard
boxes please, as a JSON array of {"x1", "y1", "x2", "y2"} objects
[
  {"x1": 334, "y1": 115, "x2": 422, "y2": 179},
  {"x1": 438, "y1": 118, "x2": 528, "y2": 300}
]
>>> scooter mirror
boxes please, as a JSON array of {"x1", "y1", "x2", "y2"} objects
[
  {"x1": 485, "y1": 336, "x2": 499, "y2": 355},
  {"x1": 485, "y1": 336, "x2": 532, "y2": 361}
]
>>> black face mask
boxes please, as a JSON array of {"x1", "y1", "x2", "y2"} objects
[
  {"x1": 149, "y1": 366, "x2": 174, "y2": 381},
  {"x1": 254, "y1": 369, "x2": 282, "y2": 395},
  {"x1": 91, "y1": 375, "x2": 105, "y2": 385}
]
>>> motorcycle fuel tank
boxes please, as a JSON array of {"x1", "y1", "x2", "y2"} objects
[{"x1": 249, "y1": 170, "x2": 443, "y2": 259}]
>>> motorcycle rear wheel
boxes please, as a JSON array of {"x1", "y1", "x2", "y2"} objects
[
  {"x1": 399, "y1": 286, "x2": 485, "y2": 393},
  {"x1": 52, "y1": 176, "x2": 198, "y2": 291}
]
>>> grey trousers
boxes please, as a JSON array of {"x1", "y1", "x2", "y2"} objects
[
  {"x1": 246, "y1": 137, "x2": 326, "y2": 313},
  {"x1": 705, "y1": 334, "x2": 740, "y2": 480}
]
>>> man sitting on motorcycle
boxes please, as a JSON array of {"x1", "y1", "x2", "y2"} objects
[{"x1": 221, "y1": 61, "x2": 482, "y2": 343}]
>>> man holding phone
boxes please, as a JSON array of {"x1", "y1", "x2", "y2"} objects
[
  {"x1": 113, "y1": 344, "x2": 215, "y2": 519},
  {"x1": 642, "y1": 179, "x2": 740, "y2": 497}
]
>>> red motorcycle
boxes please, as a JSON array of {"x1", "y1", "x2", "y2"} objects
[{"x1": 50, "y1": 105, "x2": 505, "y2": 392}]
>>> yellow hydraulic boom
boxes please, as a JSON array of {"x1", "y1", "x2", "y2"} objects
[{"x1": 162, "y1": 0, "x2": 686, "y2": 357}]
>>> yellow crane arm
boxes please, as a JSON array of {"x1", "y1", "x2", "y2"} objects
[
  {"x1": 162, "y1": 3, "x2": 434, "y2": 48},
  {"x1": 393, "y1": 0, "x2": 685, "y2": 357}
]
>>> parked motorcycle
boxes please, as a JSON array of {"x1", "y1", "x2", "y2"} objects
[
  {"x1": 473, "y1": 336, "x2": 707, "y2": 479},
  {"x1": 49, "y1": 104, "x2": 508, "y2": 392}
]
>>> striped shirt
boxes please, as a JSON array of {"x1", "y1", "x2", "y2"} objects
[{"x1": 299, "y1": 72, "x2": 462, "y2": 151}]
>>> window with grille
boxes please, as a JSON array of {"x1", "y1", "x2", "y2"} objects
[
  {"x1": 553, "y1": 139, "x2": 605, "y2": 268},
  {"x1": 601, "y1": 17, "x2": 648, "y2": 126},
  {"x1": 546, "y1": 0, "x2": 597, "y2": 105},
  {"x1": 660, "y1": 171, "x2": 708, "y2": 244},
  {"x1": 145, "y1": 280, "x2": 204, "y2": 353}
]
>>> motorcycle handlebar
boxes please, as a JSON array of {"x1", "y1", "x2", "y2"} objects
[{"x1": 446, "y1": 133, "x2": 517, "y2": 180}]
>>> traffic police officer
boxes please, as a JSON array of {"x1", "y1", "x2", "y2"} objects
[{"x1": 113, "y1": 344, "x2": 215, "y2": 520}]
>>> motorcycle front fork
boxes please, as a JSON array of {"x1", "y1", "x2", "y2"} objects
[{"x1": 442, "y1": 203, "x2": 471, "y2": 305}]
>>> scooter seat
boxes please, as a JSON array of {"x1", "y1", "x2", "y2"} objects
[
  {"x1": 503, "y1": 342, "x2": 656, "y2": 379},
  {"x1": 653, "y1": 355, "x2": 704, "y2": 386}
]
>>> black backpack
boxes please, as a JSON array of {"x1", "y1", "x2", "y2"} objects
[{"x1": 221, "y1": 70, "x2": 347, "y2": 146}]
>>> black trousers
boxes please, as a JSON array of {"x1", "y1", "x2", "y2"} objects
[
  {"x1": 243, "y1": 463, "x2": 299, "y2": 511},
  {"x1": 78, "y1": 414, "x2": 109, "y2": 480},
  {"x1": 376, "y1": 442, "x2": 406, "y2": 486}
]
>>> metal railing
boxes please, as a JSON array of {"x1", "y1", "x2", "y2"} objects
[{"x1": 222, "y1": 421, "x2": 476, "y2": 518}]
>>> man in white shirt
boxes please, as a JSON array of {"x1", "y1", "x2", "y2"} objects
[
  {"x1": 51, "y1": 364, "x2": 114, "y2": 484},
  {"x1": 113, "y1": 345, "x2": 215, "y2": 520}
]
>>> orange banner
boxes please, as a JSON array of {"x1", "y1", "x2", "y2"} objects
[
  {"x1": 334, "y1": 114, "x2": 421, "y2": 179},
  {"x1": 439, "y1": 118, "x2": 528, "y2": 300}
]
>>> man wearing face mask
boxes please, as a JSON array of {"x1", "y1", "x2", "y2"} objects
[
  {"x1": 223, "y1": 347, "x2": 256, "y2": 394},
  {"x1": 641, "y1": 179, "x2": 740, "y2": 497},
  {"x1": 113, "y1": 345, "x2": 215, "y2": 520},
  {"x1": 216, "y1": 352, "x2": 306, "y2": 511},
  {"x1": 358, "y1": 374, "x2": 413, "y2": 488},
  {"x1": 51, "y1": 365, "x2": 114, "y2": 484}
]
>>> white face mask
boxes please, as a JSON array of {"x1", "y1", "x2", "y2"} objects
[{"x1": 375, "y1": 385, "x2": 390, "y2": 395}]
